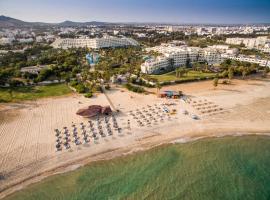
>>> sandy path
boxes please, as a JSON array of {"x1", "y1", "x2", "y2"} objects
[{"x1": 0, "y1": 77, "x2": 270, "y2": 199}]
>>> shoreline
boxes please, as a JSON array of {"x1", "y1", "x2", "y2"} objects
[
  {"x1": 1, "y1": 77, "x2": 270, "y2": 199},
  {"x1": 1, "y1": 131, "x2": 270, "y2": 199}
]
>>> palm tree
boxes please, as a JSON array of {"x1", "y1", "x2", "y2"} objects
[
  {"x1": 241, "y1": 67, "x2": 248, "y2": 79},
  {"x1": 175, "y1": 68, "x2": 180, "y2": 77},
  {"x1": 213, "y1": 78, "x2": 219, "y2": 89},
  {"x1": 228, "y1": 67, "x2": 234, "y2": 83},
  {"x1": 262, "y1": 67, "x2": 270, "y2": 78},
  {"x1": 156, "y1": 81, "x2": 162, "y2": 97},
  {"x1": 8, "y1": 89, "x2": 13, "y2": 99}
]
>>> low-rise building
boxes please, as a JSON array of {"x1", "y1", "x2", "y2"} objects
[
  {"x1": 20, "y1": 65, "x2": 49, "y2": 74},
  {"x1": 0, "y1": 37, "x2": 15, "y2": 44},
  {"x1": 221, "y1": 54, "x2": 270, "y2": 68},
  {"x1": 18, "y1": 38, "x2": 34, "y2": 43}
]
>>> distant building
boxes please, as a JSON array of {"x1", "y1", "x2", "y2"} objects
[
  {"x1": 226, "y1": 36, "x2": 268, "y2": 49},
  {"x1": 167, "y1": 26, "x2": 183, "y2": 32},
  {"x1": 18, "y1": 38, "x2": 34, "y2": 43},
  {"x1": 36, "y1": 36, "x2": 44, "y2": 43},
  {"x1": 20, "y1": 65, "x2": 49, "y2": 74},
  {"x1": 134, "y1": 33, "x2": 146, "y2": 38},
  {"x1": 207, "y1": 45, "x2": 238, "y2": 55},
  {"x1": 208, "y1": 45, "x2": 229, "y2": 51},
  {"x1": 0, "y1": 37, "x2": 14, "y2": 44},
  {"x1": 113, "y1": 30, "x2": 119, "y2": 35},
  {"x1": 51, "y1": 36, "x2": 139, "y2": 49}
]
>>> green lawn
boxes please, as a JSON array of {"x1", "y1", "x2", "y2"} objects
[
  {"x1": 4, "y1": 136, "x2": 270, "y2": 200},
  {"x1": 147, "y1": 70, "x2": 216, "y2": 82},
  {"x1": 0, "y1": 83, "x2": 72, "y2": 103}
]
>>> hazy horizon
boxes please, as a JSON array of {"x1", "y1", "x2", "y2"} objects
[{"x1": 0, "y1": 0, "x2": 270, "y2": 24}]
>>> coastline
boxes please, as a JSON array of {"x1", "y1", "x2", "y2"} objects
[
  {"x1": 1, "y1": 77, "x2": 270, "y2": 199},
  {"x1": 1, "y1": 132, "x2": 270, "y2": 199}
]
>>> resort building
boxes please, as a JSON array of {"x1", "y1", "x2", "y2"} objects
[
  {"x1": 141, "y1": 45, "x2": 223, "y2": 74},
  {"x1": 226, "y1": 36, "x2": 268, "y2": 49},
  {"x1": 221, "y1": 54, "x2": 270, "y2": 68},
  {"x1": 208, "y1": 45, "x2": 238, "y2": 55},
  {"x1": 201, "y1": 48, "x2": 223, "y2": 65},
  {"x1": 51, "y1": 36, "x2": 139, "y2": 49},
  {"x1": 141, "y1": 57, "x2": 171, "y2": 74}
]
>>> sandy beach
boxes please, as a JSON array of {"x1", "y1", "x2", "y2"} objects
[{"x1": 0, "y1": 76, "x2": 270, "y2": 199}]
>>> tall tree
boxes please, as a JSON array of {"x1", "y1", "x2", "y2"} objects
[
  {"x1": 213, "y1": 78, "x2": 219, "y2": 89},
  {"x1": 241, "y1": 67, "x2": 248, "y2": 79},
  {"x1": 228, "y1": 67, "x2": 234, "y2": 82},
  {"x1": 156, "y1": 81, "x2": 162, "y2": 96}
]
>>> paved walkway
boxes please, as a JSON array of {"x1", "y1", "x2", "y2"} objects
[{"x1": 101, "y1": 86, "x2": 117, "y2": 111}]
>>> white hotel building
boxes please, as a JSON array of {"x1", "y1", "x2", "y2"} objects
[
  {"x1": 51, "y1": 36, "x2": 139, "y2": 49},
  {"x1": 141, "y1": 57, "x2": 171, "y2": 75},
  {"x1": 141, "y1": 45, "x2": 223, "y2": 74},
  {"x1": 226, "y1": 36, "x2": 268, "y2": 49},
  {"x1": 221, "y1": 54, "x2": 270, "y2": 68}
]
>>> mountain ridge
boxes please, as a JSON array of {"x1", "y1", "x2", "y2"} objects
[
  {"x1": 0, "y1": 15, "x2": 109, "y2": 28},
  {"x1": 1, "y1": 15, "x2": 270, "y2": 28}
]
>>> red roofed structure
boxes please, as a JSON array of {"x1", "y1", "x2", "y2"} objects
[{"x1": 76, "y1": 105, "x2": 112, "y2": 118}]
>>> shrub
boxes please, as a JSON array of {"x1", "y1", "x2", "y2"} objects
[
  {"x1": 9, "y1": 79, "x2": 24, "y2": 87},
  {"x1": 84, "y1": 92, "x2": 93, "y2": 98},
  {"x1": 75, "y1": 83, "x2": 86, "y2": 93},
  {"x1": 125, "y1": 83, "x2": 145, "y2": 93},
  {"x1": 94, "y1": 85, "x2": 103, "y2": 92},
  {"x1": 70, "y1": 80, "x2": 78, "y2": 87},
  {"x1": 213, "y1": 78, "x2": 219, "y2": 87}
]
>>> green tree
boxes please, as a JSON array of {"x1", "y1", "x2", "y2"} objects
[
  {"x1": 213, "y1": 78, "x2": 219, "y2": 88},
  {"x1": 228, "y1": 67, "x2": 234, "y2": 82},
  {"x1": 8, "y1": 89, "x2": 13, "y2": 99},
  {"x1": 176, "y1": 67, "x2": 187, "y2": 78},
  {"x1": 241, "y1": 67, "x2": 248, "y2": 79},
  {"x1": 75, "y1": 83, "x2": 87, "y2": 93},
  {"x1": 262, "y1": 67, "x2": 270, "y2": 78},
  {"x1": 156, "y1": 81, "x2": 162, "y2": 96},
  {"x1": 84, "y1": 92, "x2": 93, "y2": 98},
  {"x1": 221, "y1": 70, "x2": 228, "y2": 78}
]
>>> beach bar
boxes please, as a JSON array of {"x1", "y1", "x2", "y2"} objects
[{"x1": 159, "y1": 90, "x2": 182, "y2": 99}]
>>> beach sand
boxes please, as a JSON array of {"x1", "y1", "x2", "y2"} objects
[{"x1": 0, "y1": 76, "x2": 270, "y2": 199}]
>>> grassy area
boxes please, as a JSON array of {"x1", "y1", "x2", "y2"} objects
[
  {"x1": 147, "y1": 70, "x2": 216, "y2": 82},
  {"x1": 5, "y1": 136, "x2": 270, "y2": 200},
  {"x1": 0, "y1": 83, "x2": 72, "y2": 103}
]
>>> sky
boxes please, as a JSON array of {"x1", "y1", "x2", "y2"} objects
[{"x1": 0, "y1": 0, "x2": 270, "y2": 24}]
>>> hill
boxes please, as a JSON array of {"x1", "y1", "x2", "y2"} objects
[
  {"x1": 58, "y1": 20, "x2": 109, "y2": 27},
  {"x1": 0, "y1": 15, "x2": 32, "y2": 28},
  {"x1": 0, "y1": 15, "x2": 108, "y2": 28}
]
